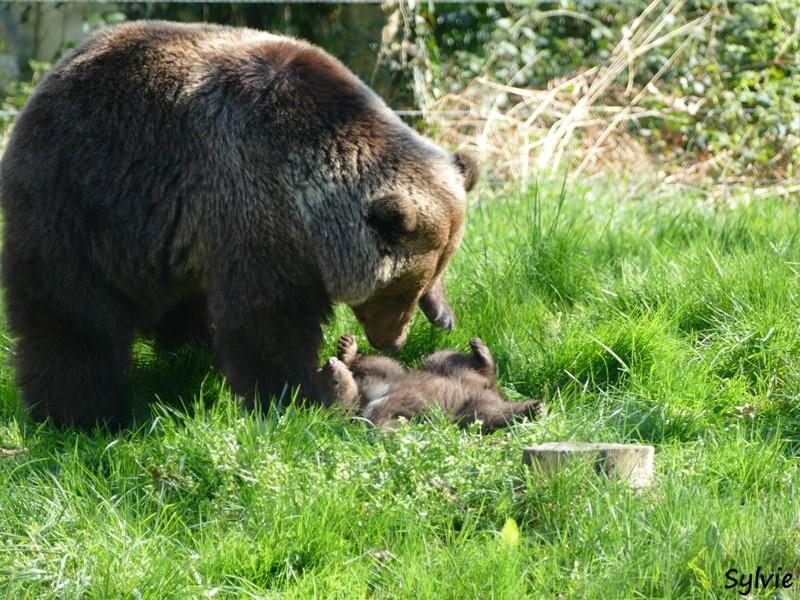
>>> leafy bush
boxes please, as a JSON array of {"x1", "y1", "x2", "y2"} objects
[
  {"x1": 410, "y1": 1, "x2": 800, "y2": 182},
  {"x1": 3, "y1": 2, "x2": 798, "y2": 184}
]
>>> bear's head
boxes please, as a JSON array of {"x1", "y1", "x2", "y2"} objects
[{"x1": 350, "y1": 150, "x2": 479, "y2": 351}]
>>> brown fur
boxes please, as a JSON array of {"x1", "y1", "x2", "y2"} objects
[
  {"x1": 320, "y1": 335, "x2": 546, "y2": 431},
  {"x1": 0, "y1": 21, "x2": 479, "y2": 427}
]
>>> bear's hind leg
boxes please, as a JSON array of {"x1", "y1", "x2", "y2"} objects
[
  {"x1": 459, "y1": 396, "x2": 546, "y2": 432},
  {"x1": 8, "y1": 295, "x2": 133, "y2": 428}
]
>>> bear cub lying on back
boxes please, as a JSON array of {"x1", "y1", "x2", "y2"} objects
[{"x1": 321, "y1": 334, "x2": 546, "y2": 431}]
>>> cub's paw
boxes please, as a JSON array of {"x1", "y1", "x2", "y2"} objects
[
  {"x1": 519, "y1": 399, "x2": 547, "y2": 420},
  {"x1": 322, "y1": 357, "x2": 348, "y2": 386},
  {"x1": 320, "y1": 356, "x2": 359, "y2": 410},
  {"x1": 337, "y1": 334, "x2": 359, "y2": 365},
  {"x1": 468, "y1": 337, "x2": 493, "y2": 365}
]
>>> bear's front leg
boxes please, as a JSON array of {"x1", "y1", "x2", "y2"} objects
[
  {"x1": 419, "y1": 278, "x2": 456, "y2": 331},
  {"x1": 212, "y1": 303, "x2": 328, "y2": 408}
]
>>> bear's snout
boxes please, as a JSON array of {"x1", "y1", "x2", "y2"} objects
[
  {"x1": 361, "y1": 319, "x2": 410, "y2": 353},
  {"x1": 350, "y1": 299, "x2": 413, "y2": 353}
]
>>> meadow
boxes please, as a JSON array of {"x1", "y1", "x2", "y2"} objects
[{"x1": 1, "y1": 179, "x2": 799, "y2": 598}]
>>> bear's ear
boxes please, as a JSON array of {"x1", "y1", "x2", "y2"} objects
[
  {"x1": 367, "y1": 194, "x2": 418, "y2": 239},
  {"x1": 453, "y1": 151, "x2": 479, "y2": 192}
]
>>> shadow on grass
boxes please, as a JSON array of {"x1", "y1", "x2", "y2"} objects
[
  {"x1": 0, "y1": 338, "x2": 222, "y2": 442},
  {"x1": 128, "y1": 339, "x2": 220, "y2": 424}
]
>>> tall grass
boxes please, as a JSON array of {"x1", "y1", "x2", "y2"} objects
[{"x1": 1, "y1": 180, "x2": 799, "y2": 598}]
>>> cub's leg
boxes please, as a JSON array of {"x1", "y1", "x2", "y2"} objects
[
  {"x1": 420, "y1": 337, "x2": 497, "y2": 386},
  {"x1": 336, "y1": 333, "x2": 359, "y2": 366},
  {"x1": 468, "y1": 337, "x2": 496, "y2": 382},
  {"x1": 319, "y1": 357, "x2": 360, "y2": 411},
  {"x1": 419, "y1": 349, "x2": 469, "y2": 377},
  {"x1": 361, "y1": 389, "x2": 426, "y2": 429},
  {"x1": 337, "y1": 333, "x2": 406, "y2": 380},
  {"x1": 457, "y1": 394, "x2": 546, "y2": 432}
]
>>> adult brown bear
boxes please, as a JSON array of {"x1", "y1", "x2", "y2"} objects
[{"x1": 0, "y1": 21, "x2": 478, "y2": 427}]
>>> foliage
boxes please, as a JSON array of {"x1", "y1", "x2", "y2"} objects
[
  {"x1": 2, "y1": 180, "x2": 800, "y2": 596},
  {"x1": 0, "y1": 60, "x2": 48, "y2": 143},
  {"x1": 411, "y1": 1, "x2": 800, "y2": 182},
  {"x1": 3, "y1": 2, "x2": 798, "y2": 182}
]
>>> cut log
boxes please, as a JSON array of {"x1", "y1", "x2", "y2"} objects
[{"x1": 523, "y1": 442, "x2": 654, "y2": 488}]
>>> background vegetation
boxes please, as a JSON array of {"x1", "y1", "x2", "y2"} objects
[
  {"x1": 410, "y1": 0, "x2": 800, "y2": 195},
  {"x1": 3, "y1": 1, "x2": 799, "y2": 194}
]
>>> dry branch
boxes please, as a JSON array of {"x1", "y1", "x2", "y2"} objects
[{"x1": 405, "y1": 0, "x2": 791, "y2": 200}]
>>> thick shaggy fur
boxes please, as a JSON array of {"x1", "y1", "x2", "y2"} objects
[
  {"x1": 321, "y1": 335, "x2": 546, "y2": 431},
  {"x1": 0, "y1": 21, "x2": 478, "y2": 427}
]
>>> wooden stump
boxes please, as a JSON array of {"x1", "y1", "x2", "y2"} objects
[{"x1": 523, "y1": 442, "x2": 655, "y2": 488}]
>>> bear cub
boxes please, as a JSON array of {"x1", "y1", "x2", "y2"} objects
[{"x1": 321, "y1": 334, "x2": 546, "y2": 431}]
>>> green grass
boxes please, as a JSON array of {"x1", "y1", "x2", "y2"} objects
[{"x1": 2, "y1": 180, "x2": 800, "y2": 598}]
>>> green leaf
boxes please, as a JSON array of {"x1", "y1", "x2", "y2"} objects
[{"x1": 501, "y1": 517, "x2": 520, "y2": 547}]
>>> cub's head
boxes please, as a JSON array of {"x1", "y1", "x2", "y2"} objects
[{"x1": 350, "y1": 150, "x2": 479, "y2": 351}]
